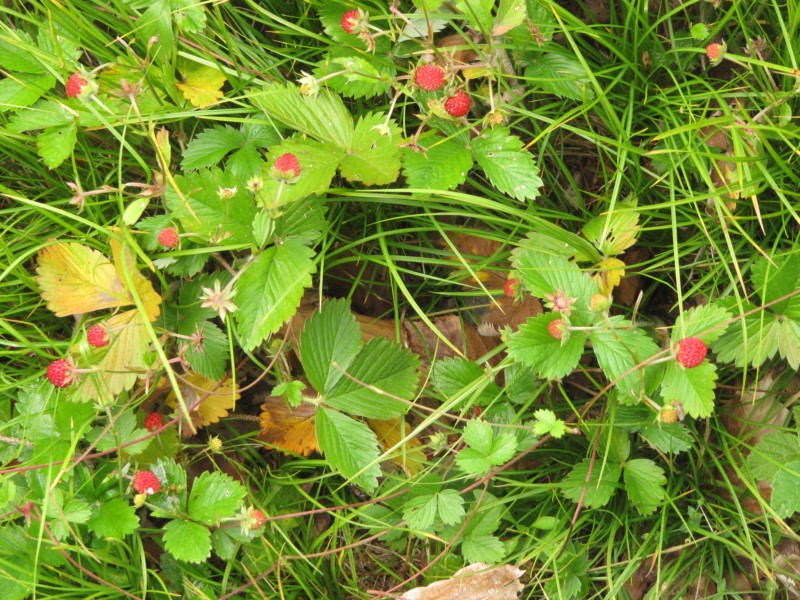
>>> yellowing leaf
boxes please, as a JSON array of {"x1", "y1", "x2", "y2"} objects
[
  {"x1": 73, "y1": 308, "x2": 152, "y2": 402},
  {"x1": 166, "y1": 372, "x2": 239, "y2": 430},
  {"x1": 259, "y1": 396, "x2": 319, "y2": 456},
  {"x1": 595, "y1": 257, "x2": 626, "y2": 296},
  {"x1": 368, "y1": 417, "x2": 425, "y2": 476},
  {"x1": 176, "y1": 63, "x2": 226, "y2": 108},
  {"x1": 109, "y1": 237, "x2": 161, "y2": 321},
  {"x1": 36, "y1": 243, "x2": 131, "y2": 316}
]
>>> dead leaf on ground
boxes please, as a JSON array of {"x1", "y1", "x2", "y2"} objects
[
  {"x1": 368, "y1": 417, "x2": 426, "y2": 476},
  {"x1": 166, "y1": 372, "x2": 239, "y2": 435},
  {"x1": 259, "y1": 395, "x2": 319, "y2": 456},
  {"x1": 402, "y1": 314, "x2": 495, "y2": 364},
  {"x1": 398, "y1": 563, "x2": 524, "y2": 600}
]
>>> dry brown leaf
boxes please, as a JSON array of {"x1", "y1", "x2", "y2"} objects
[
  {"x1": 368, "y1": 417, "x2": 426, "y2": 476},
  {"x1": 258, "y1": 395, "x2": 319, "y2": 456},
  {"x1": 166, "y1": 372, "x2": 239, "y2": 434},
  {"x1": 399, "y1": 563, "x2": 524, "y2": 600},
  {"x1": 403, "y1": 314, "x2": 493, "y2": 364}
]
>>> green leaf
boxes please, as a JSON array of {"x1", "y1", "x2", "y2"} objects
[
  {"x1": 512, "y1": 247, "x2": 597, "y2": 324},
  {"x1": 533, "y1": 409, "x2": 566, "y2": 438},
  {"x1": 325, "y1": 337, "x2": 419, "y2": 419},
  {"x1": 623, "y1": 458, "x2": 666, "y2": 515},
  {"x1": 453, "y1": 0, "x2": 494, "y2": 33},
  {"x1": 471, "y1": 127, "x2": 543, "y2": 201},
  {"x1": 316, "y1": 407, "x2": 382, "y2": 491},
  {"x1": 436, "y1": 489, "x2": 466, "y2": 525},
  {"x1": 403, "y1": 494, "x2": 439, "y2": 531},
  {"x1": 690, "y1": 23, "x2": 710, "y2": 40},
  {"x1": 752, "y1": 253, "x2": 800, "y2": 319},
  {"x1": 7, "y1": 99, "x2": 71, "y2": 132},
  {"x1": 770, "y1": 460, "x2": 800, "y2": 518},
  {"x1": 88, "y1": 411, "x2": 152, "y2": 456},
  {"x1": 639, "y1": 423, "x2": 694, "y2": 454},
  {"x1": 431, "y1": 357, "x2": 501, "y2": 406},
  {"x1": 37, "y1": 122, "x2": 78, "y2": 169},
  {"x1": 402, "y1": 132, "x2": 473, "y2": 191},
  {"x1": 590, "y1": 318, "x2": 662, "y2": 403},
  {"x1": 507, "y1": 313, "x2": 586, "y2": 380},
  {"x1": 660, "y1": 361, "x2": 717, "y2": 419},
  {"x1": 493, "y1": 0, "x2": 527, "y2": 36},
  {"x1": 561, "y1": 459, "x2": 622, "y2": 508},
  {"x1": 162, "y1": 519, "x2": 212, "y2": 564},
  {"x1": 315, "y1": 52, "x2": 395, "y2": 100},
  {"x1": 300, "y1": 299, "x2": 362, "y2": 394},
  {"x1": 87, "y1": 498, "x2": 140, "y2": 539},
  {"x1": 462, "y1": 534, "x2": 506, "y2": 564},
  {"x1": 166, "y1": 168, "x2": 257, "y2": 245},
  {"x1": 235, "y1": 239, "x2": 315, "y2": 351},
  {"x1": 273, "y1": 380, "x2": 307, "y2": 407},
  {"x1": 525, "y1": 49, "x2": 595, "y2": 101},
  {"x1": 581, "y1": 200, "x2": 639, "y2": 256},
  {"x1": 778, "y1": 318, "x2": 800, "y2": 370},
  {"x1": 747, "y1": 432, "x2": 800, "y2": 481},
  {"x1": 188, "y1": 471, "x2": 248, "y2": 525},
  {"x1": 182, "y1": 320, "x2": 228, "y2": 380},
  {"x1": 0, "y1": 29, "x2": 46, "y2": 73},
  {"x1": 339, "y1": 113, "x2": 402, "y2": 186},
  {"x1": 456, "y1": 420, "x2": 518, "y2": 474},
  {"x1": 0, "y1": 73, "x2": 55, "y2": 113},
  {"x1": 181, "y1": 125, "x2": 244, "y2": 170},
  {"x1": 250, "y1": 82, "x2": 353, "y2": 148},
  {"x1": 712, "y1": 300, "x2": 781, "y2": 367},
  {"x1": 172, "y1": 0, "x2": 207, "y2": 32},
  {"x1": 275, "y1": 195, "x2": 328, "y2": 245},
  {"x1": 672, "y1": 303, "x2": 732, "y2": 343}
]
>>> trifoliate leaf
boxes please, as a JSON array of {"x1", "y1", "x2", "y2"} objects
[
  {"x1": 582, "y1": 200, "x2": 639, "y2": 256},
  {"x1": 402, "y1": 132, "x2": 473, "y2": 191},
  {"x1": 778, "y1": 318, "x2": 800, "y2": 370},
  {"x1": 300, "y1": 298, "x2": 362, "y2": 394},
  {"x1": 314, "y1": 50, "x2": 395, "y2": 100},
  {"x1": 339, "y1": 112, "x2": 402, "y2": 186},
  {"x1": 403, "y1": 494, "x2": 439, "y2": 531},
  {"x1": 533, "y1": 409, "x2": 566, "y2": 438},
  {"x1": 561, "y1": 459, "x2": 622, "y2": 508},
  {"x1": 0, "y1": 29, "x2": 46, "y2": 73},
  {"x1": 181, "y1": 320, "x2": 228, "y2": 380},
  {"x1": 493, "y1": 0, "x2": 527, "y2": 35},
  {"x1": 325, "y1": 337, "x2": 419, "y2": 419},
  {"x1": 770, "y1": 460, "x2": 800, "y2": 518},
  {"x1": 525, "y1": 49, "x2": 595, "y2": 101},
  {"x1": 0, "y1": 73, "x2": 55, "y2": 114},
  {"x1": 623, "y1": 458, "x2": 666, "y2": 515},
  {"x1": 672, "y1": 303, "x2": 732, "y2": 343},
  {"x1": 88, "y1": 410, "x2": 151, "y2": 456},
  {"x1": 639, "y1": 423, "x2": 693, "y2": 454},
  {"x1": 453, "y1": 0, "x2": 493, "y2": 33},
  {"x1": 456, "y1": 420, "x2": 518, "y2": 474},
  {"x1": 747, "y1": 432, "x2": 800, "y2": 481},
  {"x1": 472, "y1": 126, "x2": 543, "y2": 201},
  {"x1": 462, "y1": 534, "x2": 506, "y2": 564},
  {"x1": 235, "y1": 239, "x2": 315, "y2": 351},
  {"x1": 181, "y1": 125, "x2": 244, "y2": 170},
  {"x1": 162, "y1": 519, "x2": 211, "y2": 564},
  {"x1": 507, "y1": 313, "x2": 586, "y2": 380},
  {"x1": 109, "y1": 236, "x2": 162, "y2": 321},
  {"x1": 431, "y1": 357, "x2": 502, "y2": 406},
  {"x1": 752, "y1": 253, "x2": 800, "y2": 319},
  {"x1": 659, "y1": 361, "x2": 717, "y2": 419},
  {"x1": 316, "y1": 407, "x2": 381, "y2": 491},
  {"x1": 188, "y1": 471, "x2": 248, "y2": 525},
  {"x1": 87, "y1": 498, "x2": 140, "y2": 539},
  {"x1": 176, "y1": 62, "x2": 226, "y2": 107},
  {"x1": 712, "y1": 300, "x2": 781, "y2": 368},
  {"x1": 594, "y1": 257, "x2": 626, "y2": 296}
]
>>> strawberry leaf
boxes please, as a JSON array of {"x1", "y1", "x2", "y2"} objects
[
  {"x1": 672, "y1": 303, "x2": 732, "y2": 343},
  {"x1": 507, "y1": 313, "x2": 586, "y2": 380},
  {"x1": 188, "y1": 471, "x2": 247, "y2": 525},
  {"x1": 402, "y1": 132, "x2": 473, "y2": 191},
  {"x1": 623, "y1": 458, "x2": 666, "y2": 516},
  {"x1": 162, "y1": 519, "x2": 211, "y2": 564},
  {"x1": 770, "y1": 460, "x2": 800, "y2": 518},
  {"x1": 87, "y1": 498, "x2": 140, "y2": 539},
  {"x1": 659, "y1": 360, "x2": 717, "y2": 418},
  {"x1": 561, "y1": 458, "x2": 622, "y2": 508},
  {"x1": 316, "y1": 407, "x2": 382, "y2": 491},
  {"x1": 472, "y1": 127, "x2": 543, "y2": 201},
  {"x1": 525, "y1": 49, "x2": 595, "y2": 101},
  {"x1": 581, "y1": 200, "x2": 639, "y2": 256},
  {"x1": 431, "y1": 357, "x2": 502, "y2": 406},
  {"x1": 340, "y1": 112, "x2": 402, "y2": 186}
]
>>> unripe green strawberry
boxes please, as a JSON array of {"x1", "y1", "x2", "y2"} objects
[
  {"x1": 444, "y1": 91, "x2": 471, "y2": 118},
  {"x1": 659, "y1": 404, "x2": 679, "y2": 424},
  {"x1": 675, "y1": 337, "x2": 707, "y2": 368},
  {"x1": 414, "y1": 65, "x2": 446, "y2": 91}
]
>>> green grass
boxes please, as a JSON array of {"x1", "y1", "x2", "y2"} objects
[{"x1": 1, "y1": 0, "x2": 800, "y2": 597}]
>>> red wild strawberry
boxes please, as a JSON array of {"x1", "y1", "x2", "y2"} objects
[
  {"x1": 414, "y1": 65, "x2": 446, "y2": 91},
  {"x1": 143, "y1": 412, "x2": 163, "y2": 433},
  {"x1": 675, "y1": 337, "x2": 708, "y2": 368},
  {"x1": 157, "y1": 227, "x2": 179, "y2": 249},
  {"x1": 251, "y1": 509, "x2": 267, "y2": 529},
  {"x1": 46, "y1": 358, "x2": 75, "y2": 388},
  {"x1": 132, "y1": 470, "x2": 161, "y2": 495},
  {"x1": 87, "y1": 324, "x2": 109, "y2": 348},
  {"x1": 547, "y1": 319, "x2": 564, "y2": 340},
  {"x1": 444, "y1": 91, "x2": 471, "y2": 118},
  {"x1": 273, "y1": 152, "x2": 301, "y2": 179},
  {"x1": 706, "y1": 42, "x2": 722, "y2": 61},
  {"x1": 341, "y1": 9, "x2": 360, "y2": 34},
  {"x1": 503, "y1": 278, "x2": 518, "y2": 298},
  {"x1": 65, "y1": 73, "x2": 88, "y2": 98}
]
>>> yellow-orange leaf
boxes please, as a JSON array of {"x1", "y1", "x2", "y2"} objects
[
  {"x1": 36, "y1": 243, "x2": 131, "y2": 317},
  {"x1": 73, "y1": 308, "x2": 151, "y2": 402},
  {"x1": 166, "y1": 373, "x2": 239, "y2": 430},
  {"x1": 368, "y1": 418, "x2": 425, "y2": 476},
  {"x1": 176, "y1": 63, "x2": 226, "y2": 108},
  {"x1": 109, "y1": 237, "x2": 161, "y2": 322},
  {"x1": 259, "y1": 396, "x2": 319, "y2": 456},
  {"x1": 596, "y1": 257, "x2": 626, "y2": 296}
]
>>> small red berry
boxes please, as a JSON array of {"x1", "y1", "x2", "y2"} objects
[
  {"x1": 341, "y1": 9, "x2": 359, "y2": 34},
  {"x1": 706, "y1": 43, "x2": 722, "y2": 61},
  {"x1": 143, "y1": 412, "x2": 163, "y2": 433},
  {"x1": 65, "y1": 73, "x2": 88, "y2": 98},
  {"x1": 86, "y1": 324, "x2": 109, "y2": 348},
  {"x1": 46, "y1": 358, "x2": 74, "y2": 388},
  {"x1": 251, "y1": 509, "x2": 267, "y2": 529},
  {"x1": 132, "y1": 470, "x2": 161, "y2": 495},
  {"x1": 444, "y1": 91, "x2": 471, "y2": 118},
  {"x1": 547, "y1": 319, "x2": 564, "y2": 340},
  {"x1": 503, "y1": 278, "x2": 518, "y2": 298},
  {"x1": 273, "y1": 152, "x2": 301, "y2": 179},
  {"x1": 157, "y1": 227, "x2": 179, "y2": 249},
  {"x1": 414, "y1": 65, "x2": 446, "y2": 92},
  {"x1": 675, "y1": 337, "x2": 708, "y2": 368}
]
